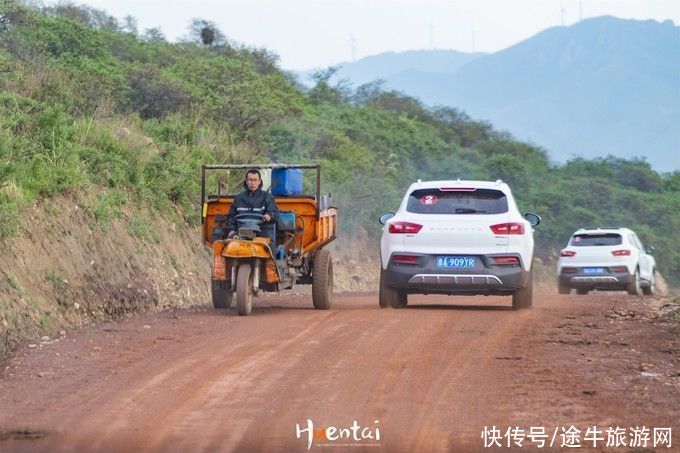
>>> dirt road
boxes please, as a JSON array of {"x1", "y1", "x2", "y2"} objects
[{"x1": 1, "y1": 292, "x2": 678, "y2": 452}]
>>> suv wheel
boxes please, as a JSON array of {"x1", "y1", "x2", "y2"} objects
[
  {"x1": 379, "y1": 268, "x2": 405, "y2": 308},
  {"x1": 393, "y1": 292, "x2": 408, "y2": 308},
  {"x1": 642, "y1": 269, "x2": 655, "y2": 296},
  {"x1": 558, "y1": 284, "x2": 570, "y2": 295},
  {"x1": 626, "y1": 268, "x2": 642, "y2": 296},
  {"x1": 512, "y1": 271, "x2": 533, "y2": 310}
]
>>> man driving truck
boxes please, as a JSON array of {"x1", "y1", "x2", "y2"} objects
[{"x1": 226, "y1": 168, "x2": 279, "y2": 238}]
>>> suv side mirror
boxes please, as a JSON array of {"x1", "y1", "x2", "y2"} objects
[
  {"x1": 524, "y1": 212, "x2": 541, "y2": 227},
  {"x1": 644, "y1": 244, "x2": 654, "y2": 254},
  {"x1": 379, "y1": 212, "x2": 395, "y2": 225}
]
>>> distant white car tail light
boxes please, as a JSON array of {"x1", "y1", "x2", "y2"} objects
[
  {"x1": 389, "y1": 221, "x2": 423, "y2": 234},
  {"x1": 612, "y1": 249, "x2": 631, "y2": 256},
  {"x1": 490, "y1": 222, "x2": 525, "y2": 235},
  {"x1": 560, "y1": 250, "x2": 576, "y2": 257}
]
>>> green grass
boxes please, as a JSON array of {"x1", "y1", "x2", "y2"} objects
[
  {"x1": 39, "y1": 311, "x2": 51, "y2": 330},
  {"x1": 44, "y1": 268, "x2": 63, "y2": 292},
  {"x1": 0, "y1": 199, "x2": 20, "y2": 240},
  {"x1": 126, "y1": 217, "x2": 160, "y2": 243},
  {"x1": 91, "y1": 191, "x2": 126, "y2": 231},
  {"x1": 7, "y1": 274, "x2": 24, "y2": 296}
]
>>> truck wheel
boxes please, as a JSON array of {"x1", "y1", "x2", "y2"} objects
[
  {"x1": 626, "y1": 268, "x2": 642, "y2": 296},
  {"x1": 512, "y1": 271, "x2": 533, "y2": 310},
  {"x1": 237, "y1": 264, "x2": 253, "y2": 316},
  {"x1": 558, "y1": 283, "x2": 571, "y2": 295},
  {"x1": 211, "y1": 280, "x2": 232, "y2": 309},
  {"x1": 312, "y1": 249, "x2": 333, "y2": 310},
  {"x1": 379, "y1": 268, "x2": 405, "y2": 308}
]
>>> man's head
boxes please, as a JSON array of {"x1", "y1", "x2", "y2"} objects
[{"x1": 244, "y1": 169, "x2": 262, "y2": 192}]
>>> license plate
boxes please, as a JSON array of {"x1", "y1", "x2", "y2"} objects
[
  {"x1": 437, "y1": 256, "x2": 476, "y2": 269},
  {"x1": 583, "y1": 267, "x2": 606, "y2": 275}
]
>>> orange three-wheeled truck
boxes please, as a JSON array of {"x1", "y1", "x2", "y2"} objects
[{"x1": 201, "y1": 164, "x2": 338, "y2": 315}]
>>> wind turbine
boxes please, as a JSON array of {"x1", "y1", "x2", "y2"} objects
[{"x1": 348, "y1": 35, "x2": 357, "y2": 62}]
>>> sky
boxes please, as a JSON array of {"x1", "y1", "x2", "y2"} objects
[{"x1": 43, "y1": 0, "x2": 680, "y2": 70}]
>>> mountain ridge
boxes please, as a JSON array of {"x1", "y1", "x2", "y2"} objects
[{"x1": 298, "y1": 16, "x2": 680, "y2": 170}]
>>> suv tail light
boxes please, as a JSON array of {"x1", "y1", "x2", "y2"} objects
[
  {"x1": 490, "y1": 223, "x2": 525, "y2": 235},
  {"x1": 560, "y1": 250, "x2": 576, "y2": 257},
  {"x1": 491, "y1": 256, "x2": 520, "y2": 265},
  {"x1": 612, "y1": 249, "x2": 631, "y2": 256},
  {"x1": 561, "y1": 267, "x2": 577, "y2": 273},
  {"x1": 610, "y1": 266, "x2": 628, "y2": 273},
  {"x1": 389, "y1": 222, "x2": 423, "y2": 234},
  {"x1": 392, "y1": 254, "x2": 419, "y2": 264}
]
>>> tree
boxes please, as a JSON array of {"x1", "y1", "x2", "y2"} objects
[
  {"x1": 142, "y1": 27, "x2": 166, "y2": 43},
  {"x1": 121, "y1": 15, "x2": 137, "y2": 35},
  {"x1": 352, "y1": 80, "x2": 385, "y2": 104},
  {"x1": 188, "y1": 18, "x2": 225, "y2": 47},
  {"x1": 0, "y1": 0, "x2": 29, "y2": 32}
]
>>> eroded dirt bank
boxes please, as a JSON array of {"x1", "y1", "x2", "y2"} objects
[{"x1": 0, "y1": 195, "x2": 377, "y2": 359}]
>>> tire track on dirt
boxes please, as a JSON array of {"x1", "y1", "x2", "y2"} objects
[{"x1": 70, "y1": 310, "x2": 343, "y2": 452}]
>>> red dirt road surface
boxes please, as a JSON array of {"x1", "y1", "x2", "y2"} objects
[{"x1": 1, "y1": 292, "x2": 678, "y2": 452}]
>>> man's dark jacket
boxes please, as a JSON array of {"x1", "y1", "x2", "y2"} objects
[{"x1": 226, "y1": 188, "x2": 279, "y2": 232}]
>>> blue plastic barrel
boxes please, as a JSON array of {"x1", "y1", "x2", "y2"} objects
[{"x1": 271, "y1": 168, "x2": 303, "y2": 196}]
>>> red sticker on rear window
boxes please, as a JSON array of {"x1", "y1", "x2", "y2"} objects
[{"x1": 420, "y1": 195, "x2": 438, "y2": 206}]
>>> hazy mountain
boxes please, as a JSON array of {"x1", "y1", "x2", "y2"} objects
[
  {"x1": 299, "y1": 17, "x2": 680, "y2": 170},
  {"x1": 444, "y1": 16, "x2": 680, "y2": 170},
  {"x1": 298, "y1": 49, "x2": 485, "y2": 88}
]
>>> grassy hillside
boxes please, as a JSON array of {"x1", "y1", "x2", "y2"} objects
[{"x1": 1, "y1": 2, "x2": 678, "y2": 287}]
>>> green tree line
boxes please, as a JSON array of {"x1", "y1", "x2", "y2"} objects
[{"x1": 0, "y1": 1, "x2": 678, "y2": 285}]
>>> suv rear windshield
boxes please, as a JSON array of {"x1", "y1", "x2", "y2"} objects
[
  {"x1": 406, "y1": 189, "x2": 508, "y2": 214},
  {"x1": 570, "y1": 233, "x2": 622, "y2": 246}
]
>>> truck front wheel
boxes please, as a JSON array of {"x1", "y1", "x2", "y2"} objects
[{"x1": 237, "y1": 264, "x2": 253, "y2": 316}]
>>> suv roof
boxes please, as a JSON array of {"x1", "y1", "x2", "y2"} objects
[
  {"x1": 574, "y1": 227, "x2": 635, "y2": 235},
  {"x1": 408, "y1": 179, "x2": 511, "y2": 192}
]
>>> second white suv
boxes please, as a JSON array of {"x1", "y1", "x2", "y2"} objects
[
  {"x1": 378, "y1": 179, "x2": 541, "y2": 310},
  {"x1": 557, "y1": 228, "x2": 656, "y2": 296}
]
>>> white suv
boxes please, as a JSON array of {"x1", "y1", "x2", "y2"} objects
[
  {"x1": 378, "y1": 179, "x2": 541, "y2": 310},
  {"x1": 557, "y1": 228, "x2": 656, "y2": 296}
]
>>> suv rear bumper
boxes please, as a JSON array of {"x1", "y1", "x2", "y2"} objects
[
  {"x1": 559, "y1": 269, "x2": 633, "y2": 290},
  {"x1": 385, "y1": 253, "x2": 529, "y2": 295}
]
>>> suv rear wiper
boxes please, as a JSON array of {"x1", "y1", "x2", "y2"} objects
[{"x1": 454, "y1": 208, "x2": 486, "y2": 214}]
